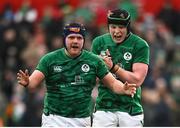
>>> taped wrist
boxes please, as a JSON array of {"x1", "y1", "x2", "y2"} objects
[
  {"x1": 110, "y1": 63, "x2": 119, "y2": 73},
  {"x1": 110, "y1": 63, "x2": 115, "y2": 71}
]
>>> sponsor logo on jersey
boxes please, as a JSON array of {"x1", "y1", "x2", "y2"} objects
[
  {"x1": 71, "y1": 75, "x2": 85, "y2": 85},
  {"x1": 53, "y1": 66, "x2": 62, "y2": 72},
  {"x1": 81, "y1": 64, "x2": 90, "y2": 72},
  {"x1": 75, "y1": 75, "x2": 84, "y2": 83},
  {"x1": 123, "y1": 52, "x2": 132, "y2": 61}
]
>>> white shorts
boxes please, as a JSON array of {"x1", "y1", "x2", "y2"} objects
[
  {"x1": 42, "y1": 113, "x2": 91, "y2": 127},
  {"x1": 93, "y1": 111, "x2": 144, "y2": 127}
]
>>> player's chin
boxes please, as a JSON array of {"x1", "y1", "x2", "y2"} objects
[
  {"x1": 71, "y1": 48, "x2": 82, "y2": 55},
  {"x1": 113, "y1": 38, "x2": 123, "y2": 43}
]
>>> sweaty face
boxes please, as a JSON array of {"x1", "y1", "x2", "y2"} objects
[
  {"x1": 65, "y1": 34, "x2": 84, "y2": 57},
  {"x1": 109, "y1": 24, "x2": 128, "y2": 44}
]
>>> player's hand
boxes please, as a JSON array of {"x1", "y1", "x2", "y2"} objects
[
  {"x1": 123, "y1": 81, "x2": 137, "y2": 97},
  {"x1": 17, "y1": 69, "x2": 30, "y2": 87},
  {"x1": 100, "y1": 49, "x2": 113, "y2": 69}
]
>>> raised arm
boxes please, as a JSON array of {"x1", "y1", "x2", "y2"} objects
[
  {"x1": 17, "y1": 69, "x2": 45, "y2": 89},
  {"x1": 112, "y1": 63, "x2": 148, "y2": 87},
  {"x1": 102, "y1": 49, "x2": 148, "y2": 87}
]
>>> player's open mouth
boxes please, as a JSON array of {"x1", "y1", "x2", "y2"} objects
[
  {"x1": 71, "y1": 45, "x2": 79, "y2": 49},
  {"x1": 114, "y1": 35, "x2": 122, "y2": 40}
]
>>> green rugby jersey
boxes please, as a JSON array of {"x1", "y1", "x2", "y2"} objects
[
  {"x1": 91, "y1": 33, "x2": 149, "y2": 115},
  {"x1": 36, "y1": 48, "x2": 109, "y2": 118}
]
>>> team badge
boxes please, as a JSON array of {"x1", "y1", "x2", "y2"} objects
[
  {"x1": 123, "y1": 52, "x2": 132, "y2": 61},
  {"x1": 81, "y1": 64, "x2": 90, "y2": 72}
]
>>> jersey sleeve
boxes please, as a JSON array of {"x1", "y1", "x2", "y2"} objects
[
  {"x1": 133, "y1": 41, "x2": 150, "y2": 65},
  {"x1": 96, "y1": 57, "x2": 109, "y2": 80},
  {"x1": 91, "y1": 37, "x2": 109, "y2": 79},
  {"x1": 91, "y1": 37, "x2": 101, "y2": 55},
  {"x1": 36, "y1": 55, "x2": 49, "y2": 77}
]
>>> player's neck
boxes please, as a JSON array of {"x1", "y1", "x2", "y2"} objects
[{"x1": 65, "y1": 49, "x2": 82, "y2": 58}]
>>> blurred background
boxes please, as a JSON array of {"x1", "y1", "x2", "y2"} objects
[{"x1": 0, "y1": 0, "x2": 180, "y2": 126}]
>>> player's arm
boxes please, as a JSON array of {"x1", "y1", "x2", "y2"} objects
[
  {"x1": 102, "y1": 49, "x2": 148, "y2": 87},
  {"x1": 17, "y1": 69, "x2": 45, "y2": 89},
  {"x1": 101, "y1": 72, "x2": 136, "y2": 97},
  {"x1": 111, "y1": 63, "x2": 148, "y2": 87}
]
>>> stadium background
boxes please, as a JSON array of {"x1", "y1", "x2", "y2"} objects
[{"x1": 0, "y1": 0, "x2": 180, "y2": 126}]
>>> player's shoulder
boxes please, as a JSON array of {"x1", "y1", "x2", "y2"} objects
[
  {"x1": 92, "y1": 33, "x2": 111, "y2": 47},
  {"x1": 42, "y1": 48, "x2": 63, "y2": 59},
  {"x1": 93, "y1": 33, "x2": 110, "y2": 41},
  {"x1": 83, "y1": 50, "x2": 100, "y2": 60},
  {"x1": 130, "y1": 33, "x2": 149, "y2": 47}
]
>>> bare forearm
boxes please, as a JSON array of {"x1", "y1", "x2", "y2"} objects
[
  {"x1": 111, "y1": 79, "x2": 125, "y2": 94},
  {"x1": 116, "y1": 68, "x2": 142, "y2": 86},
  {"x1": 22, "y1": 70, "x2": 45, "y2": 90},
  {"x1": 102, "y1": 73, "x2": 136, "y2": 96},
  {"x1": 27, "y1": 76, "x2": 41, "y2": 90},
  {"x1": 111, "y1": 64, "x2": 147, "y2": 87},
  {"x1": 100, "y1": 51, "x2": 148, "y2": 87},
  {"x1": 102, "y1": 73, "x2": 124, "y2": 94}
]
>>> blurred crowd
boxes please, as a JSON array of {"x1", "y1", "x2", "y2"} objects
[{"x1": 0, "y1": 0, "x2": 180, "y2": 126}]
